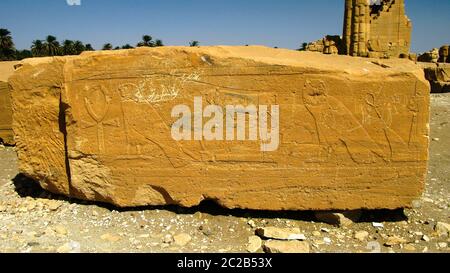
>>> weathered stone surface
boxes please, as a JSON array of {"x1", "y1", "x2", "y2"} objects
[
  {"x1": 10, "y1": 57, "x2": 71, "y2": 195},
  {"x1": 263, "y1": 240, "x2": 310, "y2": 253},
  {"x1": 247, "y1": 235, "x2": 262, "y2": 253},
  {"x1": 0, "y1": 61, "x2": 18, "y2": 145},
  {"x1": 256, "y1": 227, "x2": 306, "y2": 241},
  {"x1": 10, "y1": 46, "x2": 430, "y2": 210}
]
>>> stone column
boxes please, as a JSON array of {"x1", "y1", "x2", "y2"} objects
[
  {"x1": 343, "y1": 0, "x2": 353, "y2": 55},
  {"x1": 356, "y1": 0, "x2": 370, "y2": 57}
]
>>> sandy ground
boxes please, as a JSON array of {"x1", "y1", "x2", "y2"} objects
[{"x1": 0, "y1": 93, "x2": 448, "y2": 253}]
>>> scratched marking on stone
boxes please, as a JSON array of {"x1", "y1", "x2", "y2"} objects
[{"x1": 118, "y1": 72, "x2": 201, "y2": 104}]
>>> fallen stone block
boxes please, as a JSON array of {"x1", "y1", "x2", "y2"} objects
[{"x1": 10, "y1": 46, "x2": 430, "y2": 210}]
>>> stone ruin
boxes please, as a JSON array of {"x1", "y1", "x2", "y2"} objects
[
  {"x1": 418, "y1": 45, "x2": 450, "y2": 64},
  {"x1": 9, "y1": 46, "x2": 430, "y2": 210},
  {"x1": 418, "y1": 45, "x2": 450, "y2": 93},
  {"x1": 343, "y1": 0, "x2": 412, "y2": 58},
  {"x1": 305, "y1": 36, "x2": 342, "y2": 55},
  {"x1": 306, "y1": 0, "x2": 412, "y2": 59}
]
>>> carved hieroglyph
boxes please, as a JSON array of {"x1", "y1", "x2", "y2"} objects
[{"x1": 10, "y1": 46, "x2": 430, "y2": 210}]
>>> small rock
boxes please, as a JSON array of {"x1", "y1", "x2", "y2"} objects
[
  {"x1": 372, "y1": 222, "x2": 384, "y2": 229},
  {"x1": 173, "y1": 233, "x2": 191, "y2": 246},
  {"x1": 403, "y1": 244, "x2": 416, "y2": 251},
  {"x1": 312, "y1": 231, "x2": 321, "y2": 237},
  {"x1": 27, "y1": 242, "x2": 40, "y2": 247},
  {"x1": 314, "y1": 211, "x2": 361, "y2": 227},
  {"x1": 256, "y1": 227, "x2": 306, "y2": 241},
  {"x1": 247, "y1": 236, "x2": 262, "y2": 253},
  {"x1": 56, "y1": 241, "x2": 81, "y2": 253},
  {"x1": 163, "y1": 234, "x2": 174, "y2": 244},
  {"x1": 437, "y1": 242, "x2": 448, "y2": 249},
  {"x1": 92, "y1": 211, "x2": 99, "y2": 216},
  {"x1": 47, "y1": 201, "x2": 62, "y2": 211},
  {"x1": 421, "y1": 235, "x2": 430, "y2": 242},
  {"x1": 247, "y1": 220, "x2": 256, "y2": 228},
  {"x1": 354, "y1": 231, "x2": 369, "y2": 241},
  {"x1": 0, "y1": 205, "x2": 6, "y2": 212},
  {"x1": 385, "y1": 235, "x2": 407, "y2": 246},
  {"x1": 320, "y1": 228, "x2": 330, "y2": 233},
  {"x1": 432, "y1": 138, "x2": 440, "y2": 142},
  {"x1": 100, "y1": 233, "x2": 121, "y2": 242},
  {"x1": 26, "y1": 202, "x2": 36, "y2": 211},
  {"x1": 263, "y1": 240, "x2": 310, "y2": 253},
  {"x1": 53, "y1": 225, "x2": 68, "y2": 236},
  {"x1": 435, "y1": 222, "x2": 450, "y2": 237},
  {"x1": 323, "y1": 237, "x2": 332, "y2": 244}
]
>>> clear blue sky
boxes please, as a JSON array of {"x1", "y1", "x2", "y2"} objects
[{"x1": 1, "y1": 0, "x2": 449, "y2": 53}]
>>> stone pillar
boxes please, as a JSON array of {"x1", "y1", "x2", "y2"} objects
[
  {"x1": 351, "y1": 2, "x2": 360, "y2": 56},
  {"x1": 356, "y1": 0, "x2": 370, "y2": 57},
  {"x1": 343, "y1": 0, "x2": 353, "y2": 55}
]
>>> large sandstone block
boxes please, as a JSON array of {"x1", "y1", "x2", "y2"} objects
[{"x1": 10, "y1": 46, "x2": 430, "y2": 210}]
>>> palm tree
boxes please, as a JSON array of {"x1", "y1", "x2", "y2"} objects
[
  {"x1": 43, "y1": 35, "x2": 60, "y2": 56},
  {"x1": 31, "y1": 40, "x2": 45, "y2": 57},
  {"x1": 0, "y1": 28, "x2": 16, "y2": 60},
  {"x1": 73, "y1": 40, "x2": 85, "y2": 54},
  {"x1": 189, "y1": 41, "x2": 199, "y2": 47},
  {"x1": 102, "y1": 43, "x2": 113, "y2": 50},
  {"x1": 85, "y1": 44, "x2": 94, "y2": 51},
  {"x1": 62, "y1": 40, "x2": 76, "y2": 55},
  {"x1": 155, "y1": 39, "x2": 164, "y2": 47},
  {"x1": 137, "y1": 35, "x2": 154, "y2": 47}
]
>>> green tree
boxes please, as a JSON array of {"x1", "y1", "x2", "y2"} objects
[
  {"x1": 189, "y1": 41, "x2": 199, "y2": 47},
  {"x1": 43, "y1": 35, "x2": 60, "y2": 56},
  {"x1": 73, "y1": 40, "x2": 85, "y2": 54},
  {"x1": 137, "y1": 35, "x2": 154, "y2": 47},
  {"x1": 62, "y1": 40, "x2": 76, "y2": 55},
  {"x1": 0, "y1": 28, "x2": 16, "y2": 60},
  {"x1": 121, "y1": 44, "x2": 134, "y2": 49},
  {"x1": 85, "y1": 44, "x2": 94, "y2": 51},
  {"x1": 102, "y1": 43, "x2": 113, "y2": 50},
  {"x1": 298, "y1": 43, "x2": 308, "y2": 51},
  {"x1": 154, "y1": 39, "x2": 164, "y2": 47},
  {"x1": 16, "y1": 49, "x2": 32, "y2": 60},
  {"x1": 31, "y1": 40, "x2": 45, "y2": 57}
]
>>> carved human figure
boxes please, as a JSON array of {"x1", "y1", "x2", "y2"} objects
[{"x1": 302, "y1": 80, "x2": 382, "y2": 164}]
